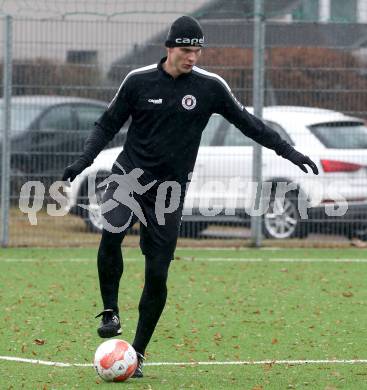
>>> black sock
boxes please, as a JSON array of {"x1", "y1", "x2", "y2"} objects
[
  {"x1": 132, "y1": 257, "x2": 171, "y2": 355},
  {"x1": 97, "y1": 229, "x2": 126, "y2": 313}
]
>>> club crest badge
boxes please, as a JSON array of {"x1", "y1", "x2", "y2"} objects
[{"x1": 182, "y1": 95, "x2": 197, "y2": 110}]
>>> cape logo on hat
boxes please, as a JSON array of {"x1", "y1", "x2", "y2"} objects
[
  {"x1": 182, "y1": 95, "x2": 197, "y2": 110},
  {"x1": 175, "y1": 37, "x2": 204, "y2": 46}
]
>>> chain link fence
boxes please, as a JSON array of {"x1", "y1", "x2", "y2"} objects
[{"x1": 1, "y1": 0, "x2": 367, "y2": 246}]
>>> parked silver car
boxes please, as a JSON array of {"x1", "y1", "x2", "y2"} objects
[
  {"x1": 66, "y1": 106, "x2": 367, "y2": 239},
  {"x1": 0, "y1": 95, "x2": 126, "y2": 197}
]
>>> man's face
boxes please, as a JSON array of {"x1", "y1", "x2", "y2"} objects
[{"x1": 167, "y1": 46, "x2": 202, "y2": 74}]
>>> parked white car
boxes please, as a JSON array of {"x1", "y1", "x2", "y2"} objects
[{"x1": 66, "y1": 106, "x2": 367, "y2": 239}]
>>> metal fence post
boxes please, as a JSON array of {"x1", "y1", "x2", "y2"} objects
[
  {"x1": 1, "y1": 15, "x2": 13, "y2": 247},
  {"x1": 251, "y1": 0, "x2": 265, "y2": 247}
]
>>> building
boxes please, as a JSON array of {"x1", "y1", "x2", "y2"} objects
[{"x1": 0, "y1": 1, "x2": 366, "y2": 81}]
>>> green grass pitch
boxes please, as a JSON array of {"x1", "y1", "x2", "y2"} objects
[{"x1": 1, "y1": 247, "x2": 367, "y2": 389}]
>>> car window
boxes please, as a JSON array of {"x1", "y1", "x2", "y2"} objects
[
  {"x1": 0, "y1": 104, "x2": 44, "y2": 134},
  {"x1": 200, "y1": 115, "x2": 230, "y2": 146},
  {"x1": 206, "y1": 117, "x2": 294, "y2": 147},
  {"x1": 264, "y1": 120, "x2": 294, "y2": 145},
  {"x1": 39, "y1": 105, "x2": 74, "y2": 131},
  {"x1": 76, "y1": 104, "x2": 105, "y2": 131},
  {"x1": 222, "y1": 124, "x2": 255, "y2": 146},
  {"x1": 309, "y1": 121, "x2": 367, "y2": 149}
]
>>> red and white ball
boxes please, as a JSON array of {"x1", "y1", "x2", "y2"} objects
[{"x1": 93, "y1": 339, "x2": 137, "y2": 382}]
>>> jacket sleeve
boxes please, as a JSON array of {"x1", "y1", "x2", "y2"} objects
[
  {"x1": 214, "y1": 79, "x2": 294, "y2": 158},
  {"x1": 81, "y1": 75, "x2": 133, "y2": 164}
]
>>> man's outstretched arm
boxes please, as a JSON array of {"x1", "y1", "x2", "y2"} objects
[{"x1": 214, "y1": 81, "x2": 319, "y2": 175}]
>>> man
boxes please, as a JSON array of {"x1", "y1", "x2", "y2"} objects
[{"x1": 62, "y1": 15, "x2": 318, "y2": 378}]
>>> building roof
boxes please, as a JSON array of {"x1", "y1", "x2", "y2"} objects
[
  {"x1": 108, "y1": 20, "x2": 367, "y2": 82},
  {"x1": 194, "y1": 0, "x2": 301, "y2": 20}
]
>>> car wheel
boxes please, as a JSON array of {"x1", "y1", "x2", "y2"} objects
[
  {"x1": 179, "y1": 221, "x2": 208, "y2": 238},
  {"x1": 10, "y1": 168, "x2": 28, "y2": 203},
  {"x1": 263, "y1": 190, "x2": 307, "y2": 239},
  {"x1": 83, "y1": 186, "x2": 105, "y2": 233},
  {"x1": 78, "y1": 173, "x2": 109, "y2": 234},
  {"x1": 348, "y1": 225, "x2": 367, "y2": 241}
]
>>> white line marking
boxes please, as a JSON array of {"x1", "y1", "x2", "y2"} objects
[
  {"x1": 267, "y1": 258, "x2": 367, "y2": 263},
  {"x1": 186, "y1": 258, "x2": 367, "y2": 263},
  {"x1": 0, "y1": 356, "x2": 91, "y2": 367},
  {"x1": 0, "y1": 258, "x2": 142, "y2": 263},
  {"x1": 146, "y1": 359, "x2": 367, "y2": 366},
  {"x1": 1, "y1": 258, "x2": 92, "y2": 263},
  {"x1": 2, "y1": 257, "x2": 367, "y2": 263},
  {"x1": 1, "y1": 355, "x2": 367, "y2": 367}
]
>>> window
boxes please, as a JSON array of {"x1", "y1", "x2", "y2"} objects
[
  {"x1": 76, "y1": 105, "x2": 105, "y2": 131},
  {"x1": 330, "y1": 0, "x2": 357, "y2": 22},
  {"x1": 200, "y1": 115, "x2": 230, "y2": 146},
  {"x1": 0, "y1": 104, "x2": 44, "y2": 134},
  {"x1": 222, "y1": 125, "x2": 255, "y2": 147},
  {"x1": 220, "y1": 120, "x2": 293, "y2": 147},
  {"x1": 67, "y1": 50, "x2": 98, "y2": 64},
  {"x1": 264, "y1": 120, "x2": 294, "y2": 145},
  {"x1": 39, "y1": 105, "x2": 74, "y2": 131},
  {"x1": 292, "y1": 0, "x2": 357, "y2": 22},
  {"x1": 309, "y1": 121, "x2": 367, "y2": 148},
  {"x1": 200, "y1": 115, "x2": 293, "y2": 147},
  {"x1": 292, "y1": 0, "x2": 319, "y2": 21}
]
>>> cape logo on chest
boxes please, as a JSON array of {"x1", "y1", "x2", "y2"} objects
[{"x1": 148, "y1": 98, "x2": 163, "y2": 104}]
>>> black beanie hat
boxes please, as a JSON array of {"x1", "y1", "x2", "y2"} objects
[{"x1": 165, "y1": 16, "x2": 204, "y2": 48}]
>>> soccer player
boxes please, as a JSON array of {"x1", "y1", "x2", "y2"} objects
[{"x1": 62, "y1": 15, "x2": 319, "y2": 378}]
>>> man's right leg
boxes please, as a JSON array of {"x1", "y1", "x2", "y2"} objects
[
  {"x1": 97, "y1": 229, "x2": 126, "y2": 313},
  {"x1": 96, "y1": 229, "x2": 126, "y2": 338},
  {"x1": 95, "y1": 180, "x2": 138, "y2": 338}
]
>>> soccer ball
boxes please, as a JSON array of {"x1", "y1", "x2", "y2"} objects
[{"x1": 93, "y1": 339, "x2": 137, "y2": 382}]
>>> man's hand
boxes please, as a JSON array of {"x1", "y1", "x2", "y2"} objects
[
  {"x1": 62, "y1": 158, "x2": 90, "y2": 182},
  {"x1": 285, "y1": 149, "x2": 319, "y2": 175}
]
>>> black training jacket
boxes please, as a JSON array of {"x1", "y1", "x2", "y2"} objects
[{"x1": 82, "y1": 57, "x2": 293, "y2": 183}]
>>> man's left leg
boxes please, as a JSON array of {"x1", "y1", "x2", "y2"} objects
[
  {"x1": 130, "y1": 183, "x2": 183, "y2": 377},
  {"x1": 131, "y1": 256, "x2": 171, "y2": 377}
]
